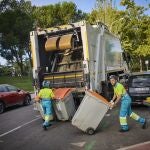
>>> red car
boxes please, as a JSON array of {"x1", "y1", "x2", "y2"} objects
[{"x1": 0, "y1": 84, "x2": 31, "y2": 113}]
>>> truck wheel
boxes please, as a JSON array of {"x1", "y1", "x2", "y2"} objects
[
  {"x1": 23, "y1": 95, "x2": 31, "y2": 106},
  {"x1": 86, "y1": 128, "x2": 95, "y2": 135},
  {"x1": 0, "y1": 101, "x2": 5, "y2": 114}
]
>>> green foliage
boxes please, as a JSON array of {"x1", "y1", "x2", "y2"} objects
[
  {"x1": 119, "y1": 0, "x2": 150, "y2": 71},
  {"x1": 0, "y1": 66, "x2": 12, "y2": 76},
  {"x1": 0, "y1": 1, "x2": 87, "y2": 74},
  {"x1": 33, "y1": 2, "x2": 87, "y2": 28},
  {"x1": 0, "y1": 0, "x2": 149, "y2": 73},
  {"x1": 88, "y1": 0, "x2": 150, "y2": 71},
  {"x1": 0, "y1": 0, "x2": 33, "y2": 75},
  {"x1": 88, "y1": 0, "x2": 123, "y2": 34}
]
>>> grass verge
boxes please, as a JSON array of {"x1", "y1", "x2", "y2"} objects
[{"x1": 0, "y1": 76, "x2": 33, "y2": 92}]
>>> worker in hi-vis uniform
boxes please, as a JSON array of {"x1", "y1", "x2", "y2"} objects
[
  {"x1": 38, "y1": 81, "x2": 54, "y2": 130},
  {"x1": 109, "y1": 75, "x2": 147, "y2": 132}
]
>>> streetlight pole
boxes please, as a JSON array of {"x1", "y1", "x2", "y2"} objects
[{"x1": 145, "y1": 60, "x2": 149, "y2": 71}]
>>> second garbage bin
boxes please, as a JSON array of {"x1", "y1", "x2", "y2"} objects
[
  {"x1": 72, "y1": 90, "x2": 111, "y2": 135},
  {"x1": 53, "y1": 88, "x2": 76, "y2": 121}
]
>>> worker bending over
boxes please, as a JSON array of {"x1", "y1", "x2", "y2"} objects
[{"x1": 109, "y1": 75, "x2": 147, "y2": 132}]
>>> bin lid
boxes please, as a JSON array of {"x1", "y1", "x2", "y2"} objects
[
  {"x1": 54, "y1": 88, "x2": 72, "y2": 100},
  {"x1": 87, "y1": 90, "x2": 111, "y2": 106}
]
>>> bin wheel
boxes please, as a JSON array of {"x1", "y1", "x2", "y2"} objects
[{"x1": 86, "y1": 128, "x2": 95, "y2": 135}]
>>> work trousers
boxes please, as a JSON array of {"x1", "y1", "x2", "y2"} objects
[
  {"x1": 41, "y1": 99, "x2": 53, "y2": 126},
  {"x1": 119, "y1": 94, "x2": 145, "y2": 130}
]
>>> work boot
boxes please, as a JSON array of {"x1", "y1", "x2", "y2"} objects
[
  {"x1": 142, "y1": 119, "x2": 148, "y2": 129},
  {"x1": 42, "y1": 125, "x2": 47, "y2": 131},
  {"x1": 119, "y1": 129, "x2": 129, "y2": 132},
  {"x1": 48, "y1": 123, "x2": 52, "y2": 127}
]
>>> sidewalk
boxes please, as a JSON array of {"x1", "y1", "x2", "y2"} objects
[{"x1": 118, "y1": 141, "x2": 150, "y2": 150}]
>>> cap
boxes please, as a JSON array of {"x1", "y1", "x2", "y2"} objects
[{"x1": 109, "y1": 75, "x2": 118, "y2": 80}]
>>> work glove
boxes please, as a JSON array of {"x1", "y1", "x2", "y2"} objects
[
  {"x1": 110, "y1": 100, "x2": 114, "y2": 104},
  {"x1": 109, "y1": 100, "x2": 115, "y2": 109}
]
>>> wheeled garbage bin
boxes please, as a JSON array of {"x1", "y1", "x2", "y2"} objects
[
  {"x1": 72, "y1": 90, "x2": 110, "y2": 135},
  {"x1": 53, "y1": 88, "x2": 76, "y2": 121}
]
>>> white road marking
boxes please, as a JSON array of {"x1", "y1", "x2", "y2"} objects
[
  {"x1": 0, "y1": 117, "x2": 40, "y2": 138},
  {"x1": 71, "y1": 141, "x2": 86, "y2": 147},
  {"x1": 36, "y1": 115, "x2": 41, "y2": 118}
]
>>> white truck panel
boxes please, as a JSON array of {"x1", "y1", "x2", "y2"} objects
[{"x1": 30, "y1": 31, "x2": 40, "y2": 78}]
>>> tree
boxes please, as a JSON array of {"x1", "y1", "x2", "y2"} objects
[
  {"x1": 119, "y1": 0, "x2": 150, "y2": 71},
  {"x1": 32, "y1": 2, "x2": 87, "y2": 28},
  {"x1": 0, "y1": 0, "x2": 33, "y2": 75},
  {"x1": 88, "y1": 0, "x2": 122, "y2": 33},
  {"x1": 88, "y1": 0, "x2": 150, "y2": 71}
]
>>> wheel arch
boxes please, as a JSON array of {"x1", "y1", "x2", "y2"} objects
[{"x1": 0, "y1": 99, "x2": 6, "y2": 106}]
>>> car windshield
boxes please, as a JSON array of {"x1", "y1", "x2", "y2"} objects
[{"x1": 129, "y1": 74, "x2": 150, "y2": 87}]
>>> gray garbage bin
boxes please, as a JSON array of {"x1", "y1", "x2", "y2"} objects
[
  {"x1": 72, "y1": 90, "x2": 110, "y2": 135},
  {"x1": 53, "y1": 88, "x2": 76, "y2": 121}
]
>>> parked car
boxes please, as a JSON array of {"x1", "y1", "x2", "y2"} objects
[
  {"x1": 127, "y1": 72, "x2": 150, "y2": 105},
  {"x1": 0, "y1": 84, "x2": 31, "y2": 113}
]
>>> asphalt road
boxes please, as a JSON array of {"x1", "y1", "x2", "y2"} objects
[{"x1": 0, "y1": 103, "x2": 150, "y2": 150}]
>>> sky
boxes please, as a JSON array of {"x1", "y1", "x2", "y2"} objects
[
  {"x1": 0, "y1": 0, "x2": 150, "y2": 65},
  {"x1": 0, "y1": 56, "x2": 7, "y2": 65},
  {"x1": 30, "y1": 0, "x2": 150, "y2": 13}
]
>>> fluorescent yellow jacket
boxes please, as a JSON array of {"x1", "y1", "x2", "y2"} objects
[
  {"x1": 113, "y1": 82, "x2": 126, "y2": 97},
  {"x1": 38, "y1": 88, "x2": 54, "y2": 99}
]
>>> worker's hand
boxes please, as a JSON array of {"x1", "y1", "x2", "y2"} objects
[
  {"x1": 110, "y1": 100, "x2": 114, "y2": 104},
  {"x1": 109, "y1": 100, "x2": 117, "y2": 109},
  {"x1": 109, "y1": 102, "x2": 114, "y2": 109}
]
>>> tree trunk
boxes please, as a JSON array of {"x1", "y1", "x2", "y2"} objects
[
  {"x1": 18, "y1": 62, "x2": 24, "y2": 76},
  {"x1": 26, "y1": 49, "x2": 32, "y2": 67},
  {"x1": 18, "y1": 52, "x2": 24, "y2": 75},
  {"x1": 139, "y1": 57, "x2": 143, "y2": 72},
  {"x1": 13, "y1": 47, "x2": 24, "y2": 76}
]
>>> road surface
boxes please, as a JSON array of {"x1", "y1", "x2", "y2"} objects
[{"x1": 0, "y1": 103, "x2": 150, "y2": 150}]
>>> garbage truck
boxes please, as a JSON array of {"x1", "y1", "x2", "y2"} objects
[{"x1": 30, "y1": 21, "x2": 128, "y2": 104}]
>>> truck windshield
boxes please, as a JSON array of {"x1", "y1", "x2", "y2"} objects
[{"x1": 129, "y1": 75, "x2": 150, "y2": 87}]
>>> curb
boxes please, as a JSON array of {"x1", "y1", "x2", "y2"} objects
[{"x1": 118, "y1": 141, "x2": 150, "y2": 150}]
